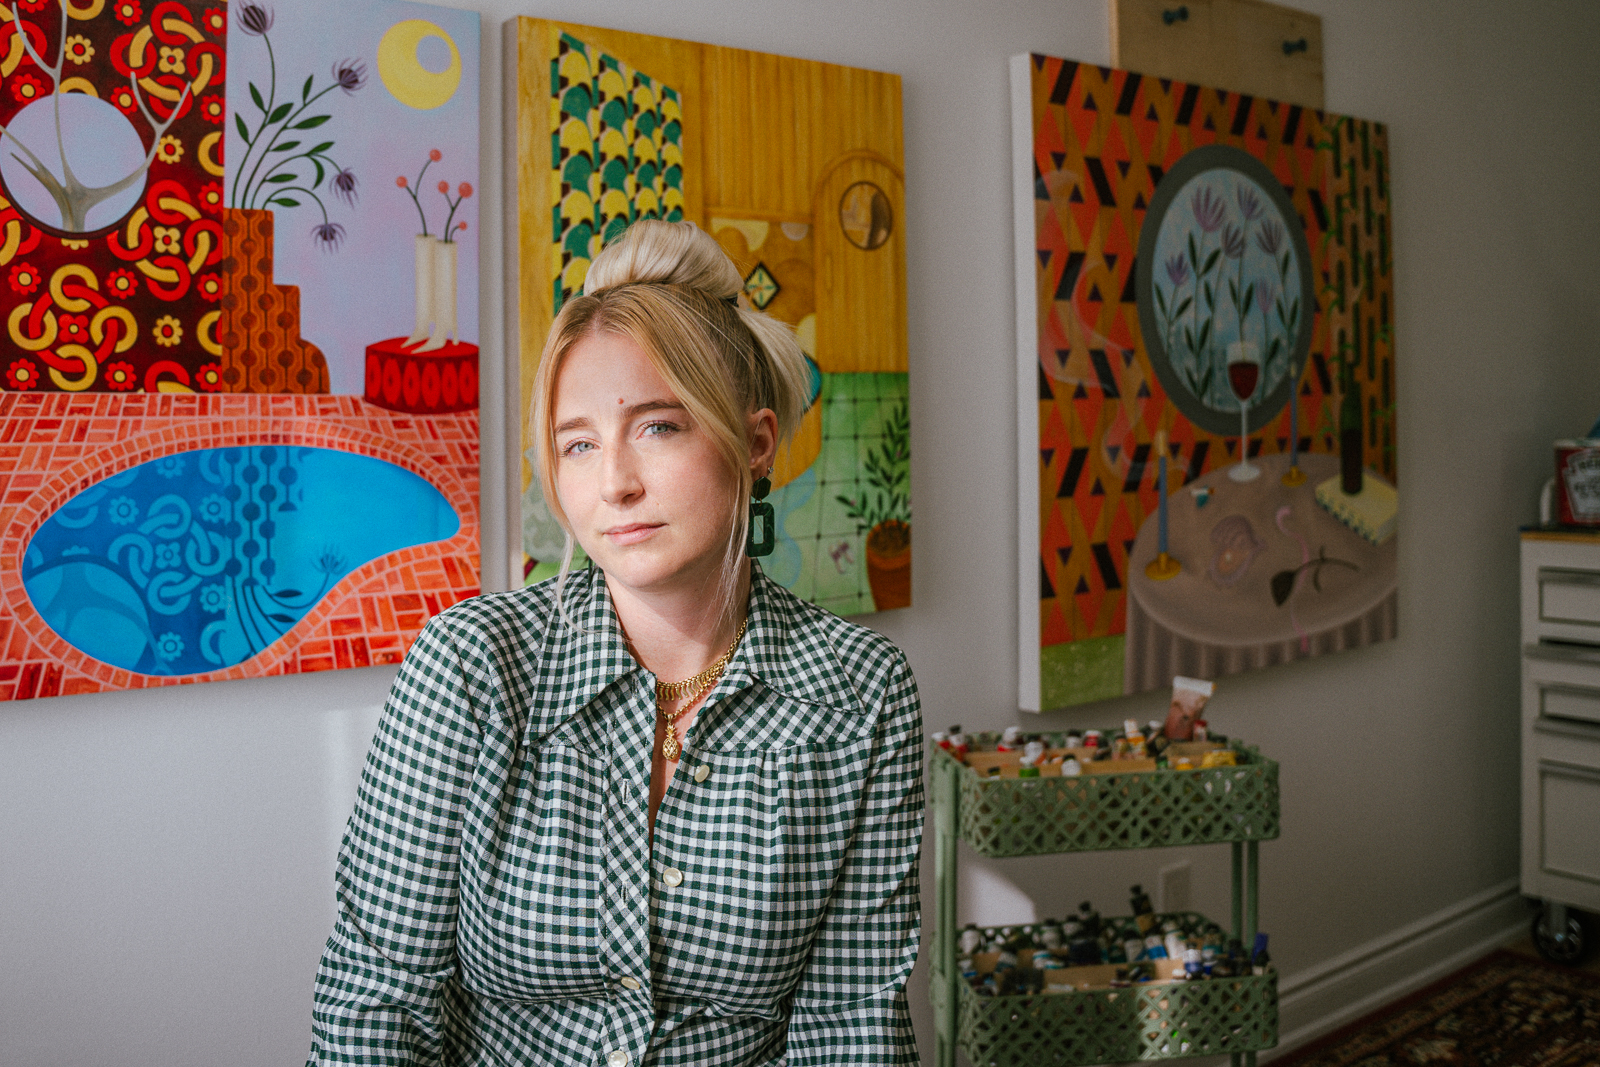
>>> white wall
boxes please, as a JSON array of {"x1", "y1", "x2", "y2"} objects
[{"x1": 5, "y1": 2, "x2": 1600, "y2": 1064}]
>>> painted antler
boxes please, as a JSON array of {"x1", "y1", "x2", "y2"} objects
[{"x1": 0, "y1": 0, "x2": 196, "y2": 232}]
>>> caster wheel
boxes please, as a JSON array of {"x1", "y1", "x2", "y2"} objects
[{"x1": 1532, "y1": 906, "x2": 1592, "y2": 966}]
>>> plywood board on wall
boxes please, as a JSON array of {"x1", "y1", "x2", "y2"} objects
[
  {"x1": 1112, "y1": 0, "x2": 1324, "y2": 110},
  {"x1": 506, "y1": 19, "x2": 910, "y2": 616}
]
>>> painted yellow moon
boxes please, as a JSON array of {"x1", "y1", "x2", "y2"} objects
[{"x1": 377, "y1": 20, "x2": 461, "y2": 111}]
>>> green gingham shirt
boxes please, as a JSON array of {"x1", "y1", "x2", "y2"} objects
[{"x1": 307, "y1": 563, "x2": 924, "y2": 1067}]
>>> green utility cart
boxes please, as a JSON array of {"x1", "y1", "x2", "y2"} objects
[{"x1": 930, "y1": 736, "x2": 1281, "y2": 1067}]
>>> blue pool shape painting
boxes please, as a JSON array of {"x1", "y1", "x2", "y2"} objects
[{"x1": 23, "y1": 446, "x2": 460, "y2": 676}]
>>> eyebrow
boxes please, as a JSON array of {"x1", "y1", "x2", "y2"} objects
[{"x1": 554, "y1": 398, "x2": 687, "y2": 436}]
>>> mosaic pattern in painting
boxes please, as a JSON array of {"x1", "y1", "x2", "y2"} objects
[
  {"x1": 549, "y1": 33, "x2": 685, "y2": 309},
  {"x1": 769, "y1": 372, "x2": 909, "y2": 617},
  {"x1": 0, "y1": 394, "x2": 479, "y2": 700},
  {"x1": 1026, "y1": 57, "x2": 1394, "y2": 653}
]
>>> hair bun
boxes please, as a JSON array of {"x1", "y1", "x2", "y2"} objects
[{"x1": 583, "y1": 219, "x2": 742, "y2": 303}]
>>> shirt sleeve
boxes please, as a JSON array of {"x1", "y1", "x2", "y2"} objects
[
  {"x1": 785, "y1": 651, "x2": 925, "y2": 1067},
  {"x1": 307, "y1": 615, "x2": 490, "y2": 1066}
]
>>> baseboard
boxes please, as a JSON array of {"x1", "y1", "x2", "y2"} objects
[{"x1": 1263, "y1": 878, "x2": 1531, "y2": 1061}]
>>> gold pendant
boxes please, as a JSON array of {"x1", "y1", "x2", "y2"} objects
[{"x1": 661, "y1": 729, "x2": 680, "y2": 762}]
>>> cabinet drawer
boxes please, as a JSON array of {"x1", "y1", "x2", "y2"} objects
[
  {"x1": 1537, "y1": 568, "x2": 1600, "y2": 639},
  {"x1": 1525, "y1": 646, "x2": 1600, "y2": 725},
  {"x1": 1540, "y1": 568, "x2": 1600, "y2": 625},
  {"x1": 1532, "y1": 715, "x2": 1600, "y2": 769},
  {"x1": 1539, "y1": 762, "x2": 1600, "y2": 886}
]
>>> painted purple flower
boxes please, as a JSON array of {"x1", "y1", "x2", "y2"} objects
[
  {"x1": 310, "y1": 221, "x2": 346, "y2": 251},
  {"x1": 1236, "y1": 185, "x2": 1263, "y2": 222},
  {"x1": 1256, "y1": 278, "x2": 1276, "y2": 311},
  {"x1": 1256, "y1": 218, "x2": 1284, "y2": 256},
  {"x1": 332, "y1": 59, "x2": 367, "y2": 94},
  {"x1": 332, "y1": 167, "x2": 358, "y2": 206},
  {"x1": 1191, "y1": 186, "x2": 1227, "y2": 233},
  {"x1": 1221, "y1": 223, "x2": 1247, "y2": 260},
  {"x1": 236, "y1": 1, "x2": 272, "y2": 35},
  {"x1": 1164, "y1": 253, "x2": 1190, "y2": 288}
]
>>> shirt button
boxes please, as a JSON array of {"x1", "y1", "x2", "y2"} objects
[
  {"x1": 606, "y1": 1052, "x2": 629, "y2": 1067},
  {"x1": 694, "y1": 764, "x2": 711, "y2": 783},
  {"x1": 661, "y1": 866, "x2": 684, "y2": 887},
  {"x1": 619, "y1": 976, "x2": 642, "y2": 990}
]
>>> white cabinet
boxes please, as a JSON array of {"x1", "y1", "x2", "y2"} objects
[{"x1": 1520, "y1": 533, "x2": 1600, "y2": 928}]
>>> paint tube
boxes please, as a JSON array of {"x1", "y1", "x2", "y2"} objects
[{"x1": 1165, "y1": 676, "x2": 1214, "y2": 741}]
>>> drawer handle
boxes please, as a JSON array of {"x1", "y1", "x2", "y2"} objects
[
  {"x1": 1535, "y1": 717, "x2": 1600, "y2": 742},
  {"x1": 1539, "y1": 759, "x2": 1600, "y2": 785},
  {"x1": 1539, "y1": 567, "x2": 1600, "y2": 589},
  {"x1": 1525, "y1": 642, "x2": 1600, "y2": 665}
]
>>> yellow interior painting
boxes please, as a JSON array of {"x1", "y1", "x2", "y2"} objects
[{"x1": 512, "y1": 18, "x2": 912, "y2": 615}]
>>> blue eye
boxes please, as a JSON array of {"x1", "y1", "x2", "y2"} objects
[{"x1": 560, "y1": 439, "x2": 594, "y2": 457}]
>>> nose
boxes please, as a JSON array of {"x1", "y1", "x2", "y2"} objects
[{"x1": 600, "y1": 440, "x2": 643, "y2": 506}]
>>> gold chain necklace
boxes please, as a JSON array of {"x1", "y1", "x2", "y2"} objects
[{"x1": 656, "y1": 618, "x2": 746, "y2": 762}]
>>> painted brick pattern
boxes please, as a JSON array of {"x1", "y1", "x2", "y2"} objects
[{"x1": 0, "y1": 393, "x2": 478, "y2": 700}]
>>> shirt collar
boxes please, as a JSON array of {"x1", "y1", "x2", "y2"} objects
[
  {"x1": 721, "y1": 562, "x2": 865, "y2": 715},
  {"x1": 540, "y1": 562, "x2": 864, "y2": 728}
]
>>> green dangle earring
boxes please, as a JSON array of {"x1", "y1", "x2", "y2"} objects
[{"x1": 746, "y1": 470, "x2": 775, "y2": 558}]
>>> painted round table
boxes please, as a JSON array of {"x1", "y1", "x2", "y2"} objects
[{"x1": 1124, "y1": 451, "x2": 1397, "y2": 694}]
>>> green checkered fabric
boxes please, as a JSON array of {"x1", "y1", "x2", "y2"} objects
[{"x1": 308, "y1": 563, "x2": 924, "y2": 1066}]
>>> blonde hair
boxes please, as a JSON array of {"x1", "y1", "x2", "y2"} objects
[{"x1": 530, "y1": 219, "x2": 813, "y2": 624}]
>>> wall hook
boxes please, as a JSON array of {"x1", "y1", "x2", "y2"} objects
[
  {"x1": 1282, "y1": 37, "x2": 1308, "y2": 55},
  {"x1": 1162, "y1": 6, "x2": 1189, "y2": 25}
]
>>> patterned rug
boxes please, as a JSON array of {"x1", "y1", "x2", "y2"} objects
[{"x1": 1274, "y1": 950, "x2": 1600, "y2": 1066}]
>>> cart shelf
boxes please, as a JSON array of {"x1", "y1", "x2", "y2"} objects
[
  {"x1": 931, "y1": 736, "x2": 1281, "y2": 1067},
  {"x1": 937, "y1": 738, "x2": 1280, "y2": 857}
]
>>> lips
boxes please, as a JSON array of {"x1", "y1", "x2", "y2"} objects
[{"x1": 604, "y1": 523, "x2": 662, "y2": 546}]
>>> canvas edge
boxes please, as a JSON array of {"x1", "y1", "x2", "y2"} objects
[
  {"x1": 1011, "y1": 53, "x2": 1041, "y2": 713},
  {"x1": 501, "y1": 16, "x2": 524, "y2": 591}
]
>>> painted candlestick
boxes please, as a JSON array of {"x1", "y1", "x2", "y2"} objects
[
  {"x1": 1145, "y1": 429, "x2": 1180, "y2": 580},
  {"x1": 1282, "y1": 359, "x2": 1306, "y2": 487}
]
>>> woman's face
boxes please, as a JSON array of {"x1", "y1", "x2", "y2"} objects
[{"x1": 552, "y1": 330, "x2": 740, "y2": 602}]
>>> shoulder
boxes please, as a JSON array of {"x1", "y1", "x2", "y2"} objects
[
  {"x1": 753, "y1": 570, "x2": 914, "y2": 718},
  {"x1": 393, "y1": 574, "x2": 580, "y2": 710},
  {"x1": 425, "y1": 576, "x2": 563, "y2": 654}
]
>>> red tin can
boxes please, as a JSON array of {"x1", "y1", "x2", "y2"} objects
[{"x1": 1556, "y1": 440, "x2": 1600, "y2": 526}]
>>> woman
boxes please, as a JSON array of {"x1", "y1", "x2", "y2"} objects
[{"x1": 308, "y1": 220, "x2": 924, "y2": 1066}]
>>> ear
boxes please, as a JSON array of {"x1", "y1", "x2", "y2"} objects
[{"x1": 746, "y1": 407, "x2": 778, "y2": 478}]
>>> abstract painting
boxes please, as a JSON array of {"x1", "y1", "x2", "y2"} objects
[
  {"x1": 0, "y1": 0, "x2": 478, "y2": 699},
  {"x1": 508, "y1": 19, "x2": 910, "y2": 616},
  {"x1": 1012, "y1": 54, "x2": 1396, "y2": 711}
]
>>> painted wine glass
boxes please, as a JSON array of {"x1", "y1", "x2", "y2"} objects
[{"x1": 1226, "y1": 341, "x2": 1261, "y2": 482}]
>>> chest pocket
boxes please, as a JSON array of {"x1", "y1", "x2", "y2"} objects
[
  {"x1": 649, "y1": 734, "x2": 872, "y2": 1011},
  {"x1": 456, "y1": 738, "x2": 609, "y2": 1002}
]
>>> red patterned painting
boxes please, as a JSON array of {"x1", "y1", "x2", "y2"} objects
[
  {"x1": 1013, "y1": 54, "x2": 1396, "y2": 711},
  {"x1": 0, "y1": 0, "x2": 480, "y2": 700}
]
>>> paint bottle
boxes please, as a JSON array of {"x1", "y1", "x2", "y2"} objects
[
  {"x1": 932, "y1": 730, "x2": 949, "y2": 751},
  {"x1": 1083, "y1": 729, "x2": 1103, "y2": 750},
  {"x1": 947, "y1": 725, "x2": 969, "y2": 760},
  {"x1": 1061, "y1": 756, "x2": 1082, "y2": 777},
  {"x1": 1251, "y1": 933, "x2": 1271, "y2": 975},
  {"x1": 959, "y1": 951, "x2": 979, "y2": 985},
  {"x1": 1165, "y1": 930, "x2": 1186, "y2": 959},
  {"x1": 1184, "y1": 947, "x2": 1205, "y2": 980},
  {"x1": 1037, "y1": 920, "x2": 1063, "y2": 953},
  {"x1": 1122, "y1": 936, "x2": 1146, "y2": 962},
  {"x1": 1065, "y1": 730, "x2": 1083, "y2": 749},
  {"x1": 958, "y1": 924, "x2": 984, "y2": 957},
  {"x1": 998, "y1": 725, "x2": 1023, "y2": 752},
  {"x1": 1019, "y1": 739, "x2": 1045, "y2": 777},
  {"x1": 1129, "y1": 884, "x2": 1157, "y2": 934}
]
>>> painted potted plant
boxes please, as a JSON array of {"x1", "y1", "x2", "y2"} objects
[{"x1": 837, "y1": 396, "x2": 911, "y2": 610}]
